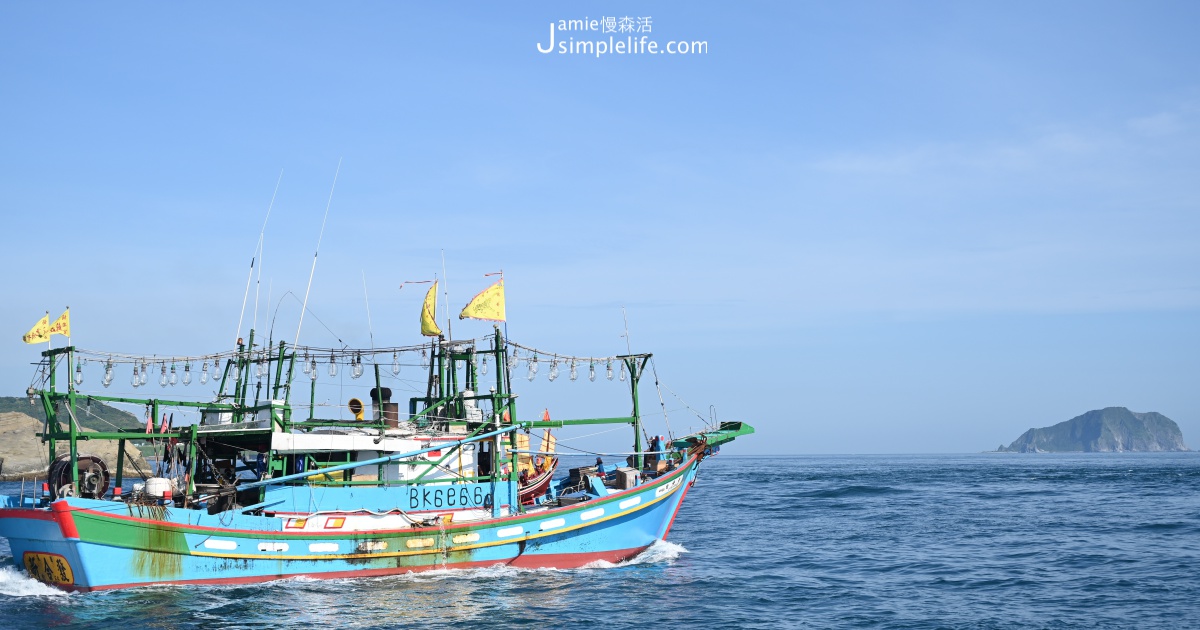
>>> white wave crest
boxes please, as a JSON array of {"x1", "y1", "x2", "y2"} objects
[
  {"x1": 0, "y1": 566, "x2": 69, "y2": 598},
  {"x1": 620, "y1": 539, "x2": 688, "y2": 566},
  {"x1": 577, "y1": 539, "x2": 689, "y2": 569},
  {"x1": 579, "y1": 559, "x2": 619, "y2": 569}
]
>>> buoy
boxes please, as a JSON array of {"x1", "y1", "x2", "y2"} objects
[
  {"x1": 162, "y1": 488, "x2": 173, "y2": 506},
  {"x1": 112, "y1": 486, "x2": 123, "y2": 501}
]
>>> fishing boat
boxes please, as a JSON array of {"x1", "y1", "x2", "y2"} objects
[{"x1": 0, "y1": 293, "x2": 752, "y2": 592}]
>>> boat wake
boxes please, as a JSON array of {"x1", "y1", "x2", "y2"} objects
[
  {"x1": 0, "y1": 540, "x2": 690, "y2": 596},
  {"x1": 0, "y1": 566, "x2": 68, "y2": 598},
  {"x1": 582, "y1": 539, "x2": 690, "y2": 569},
  {"x1": 628, "y1": 539, "x2": 689, "y2": 564},
  {"x1": 344, "y1": 539, "x2": 690, "y2": 584}
]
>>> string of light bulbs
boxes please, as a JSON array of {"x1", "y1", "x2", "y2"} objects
[
  {"x1": 63, "y1": 337, "x2": 638, "y2": 390},
  {"x1": 502, "y1": 340, "x2": 633, "y2": 383}
]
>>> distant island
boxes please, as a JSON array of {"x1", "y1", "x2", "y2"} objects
[{"x1": 997, "y1": 407, "x2": 1189, "y2": 453}]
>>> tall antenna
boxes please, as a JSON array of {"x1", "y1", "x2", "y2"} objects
[
  {"x1": 236, "y1": 169, "x2": 283, "y2": 341},
  {"x1": 621, "y1": 306, "x2": 633, "y2": 355},
  {"x1": 441, "y1": 249, "x2": 452, "y2": 340},
  {"x1": 362, "y1": 271, "x2": 375, "y2": 351},
  {"x1": 251, "y1": 233, "x2": 266, "y2": 334},
  {"x1": 293, "y1": 159, "x2": 342, "y2": 351},
  {"x1": 235, "y1": 169, "x2": 282, "y2": 340},
  {"x1": 263, "y1": 278, "x2": 273, "y2": 346}
]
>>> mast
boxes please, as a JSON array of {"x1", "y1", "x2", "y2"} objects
[{"x1": 624, "y1": 355, "x2": 650, "y2": 470}]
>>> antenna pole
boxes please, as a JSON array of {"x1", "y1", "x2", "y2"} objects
[
  {"x1": 237, "y1": 169, "x2": 283, "y2": 342},
  {"x1": 441, "y1": 249, "x2": 453, "y2": 340},
  {"x1": 293, "y1": 159, "x2": 341, "y2": 352},
  {"x1": 498, "y1": 270, "x2": 509, "y2": 348},
  {"x1": 362, "y1": 271, "x2": 375, "y2": 350},
  {"x1": 236, "y1": 258, "x2": 255, "y2": 342},
  {"x1": 621, "y1": 306, "x2": 633, "y2": 355}
]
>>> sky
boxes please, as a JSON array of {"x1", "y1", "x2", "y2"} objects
[{"x1": 0, "y1": 2, "x2": 1197, "y2": 454}]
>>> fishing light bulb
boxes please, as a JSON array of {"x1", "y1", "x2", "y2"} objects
[
  {"x1": 421, "y1": 348, "x2": 429, "y2": 368},
  {"x1": 589, "y1": 361, "x2": 596, "y2": 382},
  {"x1": 159, "y1": 363, "x2": 168, "y2": 387},
  {"x1": 140, "y1": 361, "x2": 149, "y2": 386},
  {"x1": 74, "y1": 362, "x2": 83, "y2": 386},
  {"x1": 507, "y1": 349, "x2": 518, "y2": 370},
  {"x1": 233, "y1": 363, "x2": 241, "y2": 382},
  {"x1": 182, "y1": 363, "x2": 192, "y2": 386},
  {"x1": 569, "y1": 360, "x2": 578, "y2": 381},
  {"x1": 328, "y1": 353, "x2": 338, "y2": 377},
  {"x1": 352, "y1": 353, "x2": 364, "y2": 379},
  {"x1": 302, "y1": 353, "x2": 311, "y2": 374},
  {"x1": 527, "y1": 354, "x2": 539, "y2": 381},
  {"x1": 310, "y1": 358, "x2": 318, "y2": 381},
  {"x1": 548, "y1": 359, "x2": 559, "y2": 382},
  {"x1": 480, "y1": 355, "x2": 488, "y2": 376},
  {"x1": 169, "y1": 363, "x2": 178, "y2": 386},
  {"x1": 131, "y1": 366, "x2": 140, "y2": 388},
  {"x1": 200, "y1": 362, "x2": 210, "y2": 385},
  {"x1": 606, "y1": 360, "x2": 614, "y2": 381},
  {"x1": 391, "y1": 351, "x2": 400, "y2": 375},
  {"x1": 103, "y1": 361, "x2": 114, "y2": 388},
  {"x1": 619, "y1": 362, "x2": 627, "y2": 382}
]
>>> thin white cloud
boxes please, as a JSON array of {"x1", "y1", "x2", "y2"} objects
[{"x1": 1128, "y1": 112, "x2": 1184, "y2": 137}]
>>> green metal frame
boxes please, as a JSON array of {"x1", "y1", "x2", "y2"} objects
[{"x1": 31, "y1": 327, "x2": 657, "y2": 506}]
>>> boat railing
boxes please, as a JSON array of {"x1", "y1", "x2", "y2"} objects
[{"x1": 202, "y1": 423, "x2": 524, "y2": 499}]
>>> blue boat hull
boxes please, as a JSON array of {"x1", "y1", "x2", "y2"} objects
[{"x1": 0, "y1": 456, "x2": 700, "y2": 591}]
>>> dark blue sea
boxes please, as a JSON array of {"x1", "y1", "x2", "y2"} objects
[{"x1": 2, "y1": 453, "x2": 1199, "y2": 629}]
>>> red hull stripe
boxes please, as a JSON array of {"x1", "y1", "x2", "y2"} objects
[
  {"x1": 508, "y1": 546, "x2": 649, "y2": 569},
  {"x1": 662, "y1": 479, "x2": 693, "y2": 539},
  {"x1": 0, "y1": 509, "x2": 57, "y2": 523},
  {"x1": 61, "y1": 546, "x2": 650, "y2": 592}
]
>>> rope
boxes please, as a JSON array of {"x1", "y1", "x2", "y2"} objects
[
  {"x1": 649, "y1": 358, "x2": 675, "y2": 442},
  {"x1": 657, "y1": 379, "x2": 712, "y2": 429},
  {"x1": 548, "y1": 425, "x2": 625, "y2": 442}
]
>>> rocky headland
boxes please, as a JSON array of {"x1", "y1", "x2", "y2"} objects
[
  {"x1": 0, "y1": 397, "x2": 150, "y2": 480},
  {"x1": 998, "y1": 407, "x2": 1188, "y2": 453}
]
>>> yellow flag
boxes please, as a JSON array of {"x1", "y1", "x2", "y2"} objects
[
  {"x1": 48, "y1": 309, "x2": 70, "y2": 338},
  {"x1": 420, "y1": 282, "x2": 442, "y2": 337},
  {"x1": 22, "y1": 314, "x2": 50, "y2": 344},
  {"x1": 459, "y1": 279, "x2": 506, "y2": 322}
]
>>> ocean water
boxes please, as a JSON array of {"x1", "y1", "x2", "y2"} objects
[{"x1": 2, "y1": 453, "x2": 1198, "y2": 629}]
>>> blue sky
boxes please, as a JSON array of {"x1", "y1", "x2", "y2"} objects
[{"x1": 1, "y1": 2, "x2": 1197, "y2": 454}]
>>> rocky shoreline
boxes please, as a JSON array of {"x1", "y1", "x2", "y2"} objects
[{"x1": 0, "y1": 412, "x2": 149, "y2": 481}]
